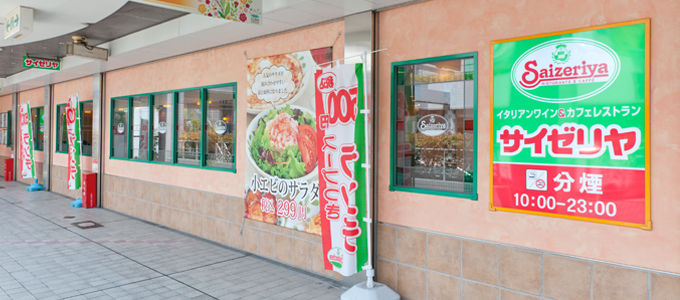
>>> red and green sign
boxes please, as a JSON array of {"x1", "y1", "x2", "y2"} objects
[
  {"x1": 23, "y1": 56, "x2": 60, "y2": 70},
  {"x1": 66, "y1": 93, "x2": 82, "y2": 190},
  {"x1": 19, "y1": 103, "x2": 35, "y2": 179},
  {"x1": 490, "y1": 20, "x2": 651, "y2": 229},
  {"x1": 316, "y1": 64, "x2": 369, "y2": 276}
]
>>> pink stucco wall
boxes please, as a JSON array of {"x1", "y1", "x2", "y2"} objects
[
  {"x1": 52, "y1": 76, "x2": 94, "y2": 171},
  {"x1": 376, "y1": 0, "x2": 680, "y2": 274},
  {"x1": 104, "y1": 21, "x2": 344, "y2": 197},
  {"x1": 0, "y1": 95, "x2": 12, "y2": 157},
  {"x1": 17, "y1": 88, "x2": 45, "y2": 163}
]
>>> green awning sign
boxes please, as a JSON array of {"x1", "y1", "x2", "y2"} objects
[{"x1": 23, "y1": 56, "x2": 60, "y2": 70}]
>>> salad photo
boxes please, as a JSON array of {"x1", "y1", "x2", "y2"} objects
[{"x1": 247, "y1": 105, "x2": 317, "y2": 179}]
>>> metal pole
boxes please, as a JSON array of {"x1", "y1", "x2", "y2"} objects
[{"x1": 361, "y1": 52, "x2": 374, "y2": 288}]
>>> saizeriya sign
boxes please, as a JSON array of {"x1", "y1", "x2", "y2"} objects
[
  {"x1": 490, "y1": 20, "x2": 651, "y2": 230},
  {"x1": 512, "y1": 38, "x2": 620, "y2": 103}
]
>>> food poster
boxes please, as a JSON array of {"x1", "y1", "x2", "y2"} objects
[
  {"x1": 315, "y1": 64, "x2": 369, "y2": 276},
  {"x1": 491, "y1": 20, "x2": 650, "y2": 228},
  {"x1": 244, "y1": 48, "x2": 332, "y2": 235}
]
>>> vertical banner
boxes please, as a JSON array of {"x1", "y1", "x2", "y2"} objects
[
  {"x1": 66, "y1": 93, "x2": 82, "y2": 190},
  {"x1": 19, "y1": 103, "x2": 35, "y2": 179},
  {"x1": 490, "y1": 20, "x2": 651, "y2": 229},
  {"x1": 316, "y1": 64, "x2": 368, "y2": 276},
  {"x1": 244, "y1": 48, "x2": 333, "y2": 235}
]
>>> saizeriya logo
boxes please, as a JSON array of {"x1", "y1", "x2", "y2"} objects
[{"x1": 511, "y1": 38, "x2": 620, "y2": 103}]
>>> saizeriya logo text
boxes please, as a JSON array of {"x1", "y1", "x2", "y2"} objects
[{"x1": 511, "y1": 38, "x2": 621, "y2": 103}]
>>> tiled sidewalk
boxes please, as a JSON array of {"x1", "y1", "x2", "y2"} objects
[{"x1": 0, "y1": 181, "x2": 346, "y2": 300}]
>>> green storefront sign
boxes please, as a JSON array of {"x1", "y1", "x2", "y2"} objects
[
  {"x1": 23, "y1": 56, "x2": 60, "y2": 70},
  {"x1": 490, "y1": 20, "x2": 651, "y2": 229}
]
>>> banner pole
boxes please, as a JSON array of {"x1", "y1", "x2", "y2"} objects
[{"x1": 360, "y1": 51, "x2": 374, "y2": 288}]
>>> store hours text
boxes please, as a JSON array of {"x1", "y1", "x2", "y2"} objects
[{"x1": 513, "y1": 193, "x2": 617, "y2": 217}]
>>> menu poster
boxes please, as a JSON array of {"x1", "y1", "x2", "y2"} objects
[
  {"x1": 244, "y1": 48, "x2": 332, "y2": 235},
  {"x1": 490, "y1": 20, "x2": 651, "y2": 229}
]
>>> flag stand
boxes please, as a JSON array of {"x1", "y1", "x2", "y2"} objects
[{"x1": 340, "y1": 52, "x2": 399, "y2": 300}]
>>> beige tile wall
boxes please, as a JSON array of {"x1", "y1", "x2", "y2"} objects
[
  {"x1": 376, "y1": 223, "x2": 680, "y2": 300},
  {"x1": 0, "y1": 156, "x2": 7, "y2": 179},
  {"x1": 101, "y1": 174, "x2": 341, "y2": 281},
  {"x1": 17, "y1": 162, "x2": 43, "y2": 185},
  {"x1": 50, "y1": 165, "x2": 81, "y2": 199}
]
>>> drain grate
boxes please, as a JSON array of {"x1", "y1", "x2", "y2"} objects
[
  {"x1": 71, "y1": 221, "x2": 103, "y2": 230},
  {"x1": 64, "y1": 216, "x2": 75, "y2": 219}
]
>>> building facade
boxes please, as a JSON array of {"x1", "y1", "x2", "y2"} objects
[{"x1": 1, "y1": 0, "x2": 679, "y2": 299}]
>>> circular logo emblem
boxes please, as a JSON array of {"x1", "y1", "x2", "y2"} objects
[
  {"x1": 116, "y1": 122, "x2": 125, "y2": 134},
  {"x1": 157, "y1": 121, "x2": 167, "y2": 134},
  {"x1": 511, "y1": 38, "x2": 621, "y2": 103},
  {"x1": 214, "y1": 120, "x2": 227, "y2": 135},
  {"x1": 417, "y1": 114, "x2": 448, "y2": 137}
]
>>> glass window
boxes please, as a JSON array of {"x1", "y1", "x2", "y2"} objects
[
  {"x1": 111, "y1": 98, "x2": 129, "y2": 158},
  {"x1": 131, "y1": 96, "x2": 150, "y2": 160},
  {"x1": 56, "y1": 105, "x2": 68, "y2": 153},
  {"x1": 205, "y1": 86, "x2": 236, "y2": 169},
  {"x1": 393, "y1": 57, "x2": 476, "y2": 195},
  {"x1": 80, "y1": 102, "x2": 93, "y2": 156},
  {"x1": 176, "y1": 90, "x2": 201, "y2": 166},
  {"x1": 152, "y1": 93, "x2": 173, "y2": 163},
  {"x1": 31, "y1": 107, "x2": 45, "y2": 151}
]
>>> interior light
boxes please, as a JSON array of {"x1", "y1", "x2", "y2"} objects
[
  {"x1": 163, "y1": 105, "x2": 170, "y2": 107},
  {"x1": 85, "y1": 111, "x2": 92, "y2": 113},
  {"x1": 209, "y1": 101, "x2": 212, "y2": 104},
  {"x1": 196, "y1": 102, "x2": 200, "y2": 105}
]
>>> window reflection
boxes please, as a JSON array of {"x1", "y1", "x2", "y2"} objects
[
  {"x1": 394, "y1": 58, "x2": 475, "y2": 193},
  {"x1": 177, "y1": 90, "x2": 201, "y2": 166},
  {"x1": 152, "y1": 93, "x2": 173, "y2": 163},
  {"x1": 205, "y1": 86, "x2": 235, "y2": 169}
]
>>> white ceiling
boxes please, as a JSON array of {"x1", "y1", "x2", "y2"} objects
[
  {"x1": 0, "y1": 0, "x2": 128, "y2": 47},
  {"x1": 0, "y1": 0, "x2": 423, "y2": 96}
]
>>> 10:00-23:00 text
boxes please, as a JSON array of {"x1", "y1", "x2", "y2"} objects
[{"x1": 513, "y1": 193, "x2": 617, "y2": 217}]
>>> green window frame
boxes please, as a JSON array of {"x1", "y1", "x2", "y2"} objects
[
  {"x1": 55, "y1": 104, "x2": 68, "y2": 154},
  {"x1": 79, "y1": 100, "x2": 93, "y2": 156},
  {"x1": 31, "y1": 106, "x2": 45, "y2": 151},
  {"x1": 6, "y1": 111, "x2": 11, "y2": 147},
  {"x1": 110, "y1": 97, "x2": 130, "y2": 159},
  {"x1": 109, "y1": 82, "x2": 237, "y2": 173},
  {"x1": 389, "y1": 52, "x2": 479, "y2": 200}
]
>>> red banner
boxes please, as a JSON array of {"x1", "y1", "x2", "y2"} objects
[{"x1": 493, "y1": 163, "x2": 645, "y2": 224}]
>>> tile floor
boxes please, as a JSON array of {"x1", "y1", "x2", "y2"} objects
[{"x1": 0, "y1": 181, "x2": 346, "y2": 300}]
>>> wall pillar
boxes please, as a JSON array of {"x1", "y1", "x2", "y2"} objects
[
  {"x1": 92, "y1": 73, "x2": 104, "y2": 207},
  {"x1": 43, "y1": 86, "x2": 52, "y2": 190}
]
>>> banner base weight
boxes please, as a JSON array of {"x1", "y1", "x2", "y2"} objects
[{"x1": 341, "y1": 282, "x2": 400, "y2": 300}]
